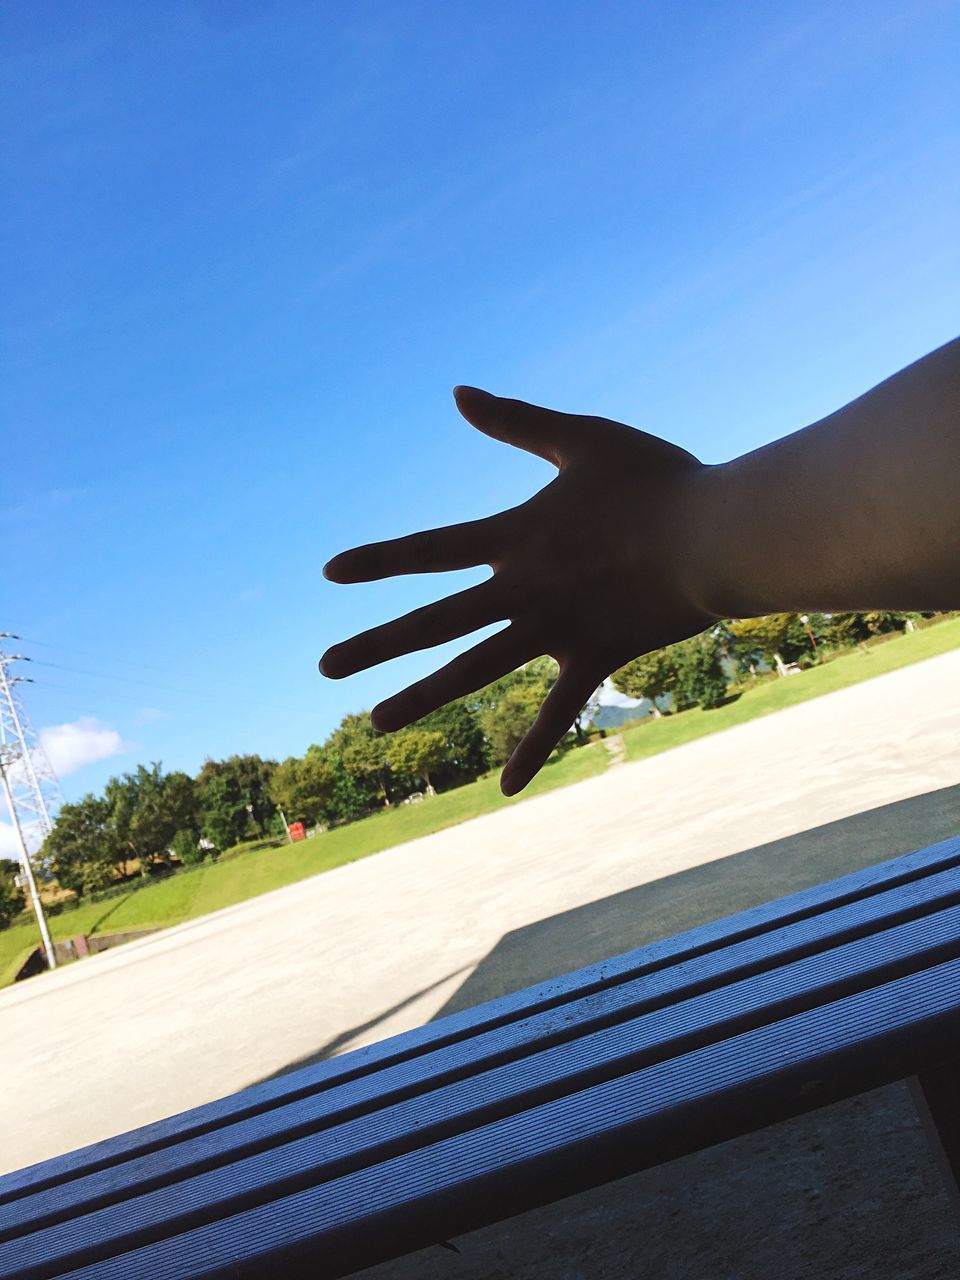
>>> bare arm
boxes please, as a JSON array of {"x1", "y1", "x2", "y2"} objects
[
  {"x1": 321, "y1": 337, "x2": 960, "y2": 794},
  {"x1": 692, "y1": 337, "x2": 960, "y2": 617}
]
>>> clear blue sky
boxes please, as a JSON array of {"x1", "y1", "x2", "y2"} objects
[{"x1": 2, "y1": 0, "x2": 958, "y2": 819}]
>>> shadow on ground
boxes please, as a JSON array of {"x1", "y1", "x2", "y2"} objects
[
  {"x1": 266, "y1": 783, "x2": 960, "y2": 1279},
  {"x1": 433, "y1": 780, "x2": 960, "y2": 1020},
  {"x1": 266, "y1": 782, "x2": 960, "y2": 1059},
  {"x1": 256, "y1": 966, "x2": 474, "y2": 1080}
]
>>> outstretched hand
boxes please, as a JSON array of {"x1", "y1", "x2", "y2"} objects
[{"x1": 320, "y1": 388, "x2": 718, "y2": 794}]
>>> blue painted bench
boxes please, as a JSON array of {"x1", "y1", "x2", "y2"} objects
[{"x1": 1, "y1": 836, "x2": 958, "y2": 1279}]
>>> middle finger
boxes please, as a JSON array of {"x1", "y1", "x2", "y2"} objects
[{"x1": 319, "y1": 579, "x2": 505, "y2": 679}]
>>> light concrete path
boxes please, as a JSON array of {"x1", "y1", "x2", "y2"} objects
[{"x1": 2, "y1": 649, "x2": 959, "y2": 1176}]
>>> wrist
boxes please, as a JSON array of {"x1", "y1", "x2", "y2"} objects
[
  {"x1": 679, "y1": 462, "x2": 740, "y2": 621},
  {"x1": 684, "y1": 453, "x2": 810, "y2": 621}
]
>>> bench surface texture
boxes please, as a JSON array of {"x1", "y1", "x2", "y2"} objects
[{"x1": 1, "y1": 836, "x2": 959, "y2": 1279}]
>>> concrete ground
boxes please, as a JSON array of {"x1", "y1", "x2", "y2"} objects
[{"x1": 2, "y1": 650, "x2": 960, "y2": 1277}]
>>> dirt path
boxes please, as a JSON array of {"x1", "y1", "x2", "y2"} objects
[{"x1": 601, "y1": 731, "x2": 626, "y2": 765}]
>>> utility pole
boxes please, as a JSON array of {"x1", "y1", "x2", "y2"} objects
[
  {"x1": 0, "y1": 636, "x2": 63, "y2": 970},
  {"x1": 799, "y1": 614, "x2": 819, "y2": 657},
  {"x1": 277, "y1": 807, "x2": 292, "y2": 843}
]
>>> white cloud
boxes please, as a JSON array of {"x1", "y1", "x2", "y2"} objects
[
  {"x1": 0, "y1": 823, "x2": 19, "y2": 860},
  {"x1": 597, "y1": 678, "x2": 642, "y2": 708},
  {"x1": 39, "y1": 718, "x2": 128, "y2": 778}
]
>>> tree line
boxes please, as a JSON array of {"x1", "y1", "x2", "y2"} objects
[
  {"x1": 0, "y1": 609, "x2": 940, "y2": 923},
  {"x1": 7, "y1": 658, "x2": 566, "y2": 905},
  {"x1": 612, "y1": 611, "x2": 929, "y2": 710}
]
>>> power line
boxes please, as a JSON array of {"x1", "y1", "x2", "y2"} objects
[
  {"x1": 17, "y1": 635, "x2": 198, "y2": 682},
  {"x1": 23, "y1": 650, "x2": 314, "y2": 715},
  {"x1": 30, "y1": 659, "x2": 203, "y2": 696},
  {"x1": 11, "y1": 633, "x2": 331, "y2": 737},
  {"x1": 20, "y1": 640, "x2": 262, "y2": 700}
]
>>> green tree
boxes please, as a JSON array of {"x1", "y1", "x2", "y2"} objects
[
  {"x1": 386, "y1": 729, "x2": 447, "y2": 795},
  {"x1": 269, "y1": 750, "x2": 338, "y2": 825},
  {"x1": 417, "y1": 699, "x2": 489, "y2": 788},
  {"x1": 0, "y1": 860, "x2": 25, "y2": 929},
  {"x1": 673, "y1": 632, "x2": 728, "y2": 710},
  {"x1": 103, "y1": 773, "x2": 140, "y2": 875},
  {"x1": 482, "y1": 683, "x2": 546, "y2": 765},
  {"x1": 862, "y1": 611, "x2": 903, "y2": 635},
  {"x1": 44, "y1": 794, "x2": 118, "y2": 897},
  {"x1": 329, "y1": 713, "x2": 394, "y2": 807},
  {"x1": 130, "y1": 765, "x2": 199, "y2": 872},
  {"x1": 469, "y1": 657, "x2": 559, "y2": 717},
  {"x1": 467, "y1": 659, "x2": 558, "y2": 764},
  {"x1": 321, "y1": 745, "x2": 377, "y2": 824},
  {"x1": 611, "y1": 648, "x2": 678, "y2": 716},
  {"x1": 196, "y1": 755, "x2": 277, "y2": 851},
  {"x1": 781, "y1": 614, "x2": 825, "y2": 665},
  {"x1": 102, "y1": 764, "x2": 200, "y2": 875},
  {"x1": 821, "y1": 613, "x2": 864, "y2": 648},
  {"x1": 822, "y1": 611, "x2": 906, "y2": 650},
  {"x1": 269, "y1": 757, "x2": 307, "y2": 824},
  {"x1": 727, "y1": 614, "x2": 795, "y2": 671},
  {"x1": 171, "y1": 828, "x2": 205, "y2": 866}
]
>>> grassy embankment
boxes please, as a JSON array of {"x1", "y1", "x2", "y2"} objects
[
  {"x1": 620, "y1": 615, "x2": 960, "y2": 762},
  {"x1": 2, "y1": 616, "x2": 958, "y2": 988}
]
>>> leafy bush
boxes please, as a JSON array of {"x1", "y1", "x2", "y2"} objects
[
  {"x1": 0, "y1": 860, "x2": 25, "y2": 930},
  {"x1": 171, "y1": 828, "x2": 205, "y2": 866},
  {"x1": 674, "y1": 634, "x2": 729, "y2": 710}
]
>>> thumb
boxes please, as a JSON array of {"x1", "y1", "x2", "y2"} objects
[{"x1": 453, "y1": 387, "x2": 577, "y2": 467}]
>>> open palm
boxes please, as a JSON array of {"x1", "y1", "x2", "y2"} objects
[{"x1": 321, "y1": 387, "x2": 716, "y2": 794}]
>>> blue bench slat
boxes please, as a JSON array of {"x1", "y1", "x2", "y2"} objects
[
  {"x1": 2, "y1": 836, "x2": 957, "y2": 1210},
  {"x1": 5, "y1": 859, "x2": 959, "y2": 1247},
  {"x1": 41, "y1": 957, "x2": 960, "y2": 1280},
  {"x1": 6, "y1": 901, "x2": 960, "y2": 1280}
]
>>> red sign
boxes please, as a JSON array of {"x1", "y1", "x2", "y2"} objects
[{"x1": 289, "y1": 821, "x2": 306, "y2": 842}]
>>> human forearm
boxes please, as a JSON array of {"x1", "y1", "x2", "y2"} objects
[{"x1": 690, "y1": 337, "x2": 960, "y2": 618}]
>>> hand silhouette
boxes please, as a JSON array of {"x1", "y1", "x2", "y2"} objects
[
  {"x1": 324, "y1": 340, "x2": 960, "y2": 791},
  {"x1": 320, "y1": 387, "x2": 718, "y2": 794}
]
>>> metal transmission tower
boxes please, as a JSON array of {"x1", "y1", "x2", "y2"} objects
[{"x1": 0, "y1": 635, "x2": 63, "y2": 970}]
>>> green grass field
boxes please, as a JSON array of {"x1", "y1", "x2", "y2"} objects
[
  {"x1": 620, "y1": 616, "x2": 960, "y2": 763},
  {"x1": 2, "y1": 616, "x2": 958, "y2": 989}
]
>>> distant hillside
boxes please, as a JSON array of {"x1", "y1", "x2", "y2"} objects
[{"x1": 591, "y1": 702, "x2": 651, "y2": 730}]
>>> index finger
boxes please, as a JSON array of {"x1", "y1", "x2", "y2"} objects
[{"x1": 323, "y1": 513, "x2": 508, "y2": 583}]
